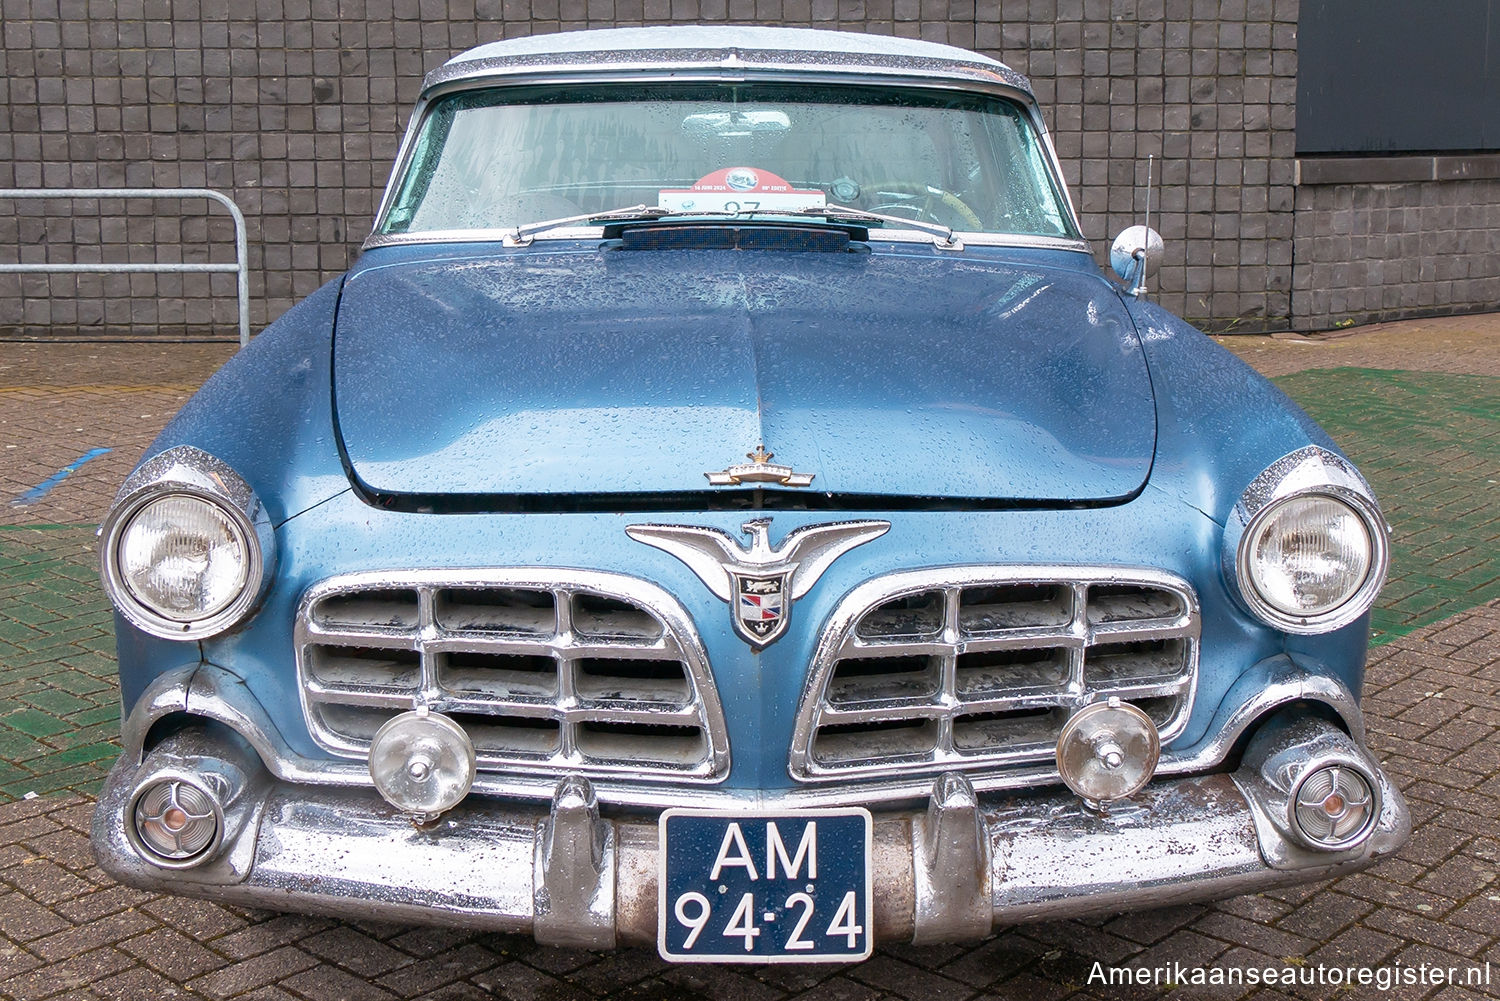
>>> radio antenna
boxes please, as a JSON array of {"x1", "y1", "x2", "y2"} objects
[{"x1": 1143, "y1": 154, "x2": 1153, "y2": 238}]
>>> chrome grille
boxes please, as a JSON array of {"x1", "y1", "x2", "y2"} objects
[
  {"x1": 790, "y1": 567, "x2": 1199, "y2": 782},
  {"x1": 295, "y1": 570, "x2": 729, "y2": 783}
]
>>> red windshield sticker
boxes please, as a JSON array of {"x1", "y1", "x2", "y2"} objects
[{"x1": 660, "y1": 167, "x2": 827, "y2": 214}]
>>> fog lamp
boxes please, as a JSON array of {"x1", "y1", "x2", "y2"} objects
[
  {"x1": 1056, "y1": 699, "x2": 1159, "y2": 803},
  {"x1": 1292, "y1": 764, "x2": 1375, "y2": 850},
  {"x1": 369, "y1": 710, "x2": 475, "y2": 821},
  {"x1": 131, "y1": 779, "x2": 221, "y2": 866}
]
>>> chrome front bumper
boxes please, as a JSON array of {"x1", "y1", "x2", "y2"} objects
[{"x1": 93, "y1": 711, "x2": 1409, "y2": 949}]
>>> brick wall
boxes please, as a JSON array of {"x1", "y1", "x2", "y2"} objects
[
  {"x1": 1292, "y1": 177, "x2": 1500, "y2": 331},
  {"x1": 0, "y1": 0, "x2": 1489, "y2": 339}
]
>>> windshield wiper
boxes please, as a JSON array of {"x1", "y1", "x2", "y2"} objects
[
  {"x1": 790, "y1": 204, "x2": 963, "y2": 251},
  {"x1": 502, "y1": 201, "x2": 963, "y2": 251},
  {"x1": 502, "y1": 204, "x2": 670, "y2": 246}
]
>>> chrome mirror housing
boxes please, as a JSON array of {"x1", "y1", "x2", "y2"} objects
[{"x1": 1110, "y1": 225, "x2": 1164, "y2": 296}]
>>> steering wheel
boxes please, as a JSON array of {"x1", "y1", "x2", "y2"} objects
[{"x1": 858, "y1": 180, "x2": 983, "y2": 230}]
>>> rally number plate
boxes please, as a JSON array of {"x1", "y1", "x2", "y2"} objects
[{"x1": 658, "y1": 808, "x2": 873, "y2": 963}]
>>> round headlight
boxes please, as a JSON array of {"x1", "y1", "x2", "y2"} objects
[
  {"x1": 1225, "y1": 447, "x2": 1389, "y2": 634},
  {"x1": 118, "y1": 494, "x2": 250, "y2": 621},
  {"x1": 1245, "y1": 494, "x2": 1372, "y2": 618},
  {"x1": 369, "y1": 710, "x2": 476, "y2": 821},
  {"x1": 100, "y1": 447, "x2": 273, "y2": 641}
]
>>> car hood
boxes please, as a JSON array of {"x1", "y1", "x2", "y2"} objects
[{"x1": 332, "y1": 247, "x2": 1156, "y2": 504}]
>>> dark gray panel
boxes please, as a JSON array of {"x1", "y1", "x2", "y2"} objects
[{"x1": 1297, "y1": 0, "x2": 1500, "y2": 153}]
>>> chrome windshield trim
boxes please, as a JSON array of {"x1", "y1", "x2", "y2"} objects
[
  {"x1": 368, "y1": 66, "x2": 1080, "y2": 242},
  {"x1": 361, "y1": 226, "x2": 1094, "y2": 255}
]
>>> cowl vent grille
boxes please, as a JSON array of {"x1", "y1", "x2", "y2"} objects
[
  {"x1": 295, "y1": 570, "x2": 729, "y2": 783},
  {"x1": 790, "y1": 567, "x2": 1199, "y2": 782}
]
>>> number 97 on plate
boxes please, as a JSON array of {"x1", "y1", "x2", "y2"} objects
[{"x1": 658, "y1": 808, "x2": 873, "y2": 963}]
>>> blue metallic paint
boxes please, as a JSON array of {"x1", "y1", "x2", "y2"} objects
[
  {"x1": 139, "y1": 278, "x2": 351, "y2": 527},
  {"x1": 332, "y1": 243, "x2": 1155, "y2": 502},
  {"x1": 188, "y1": 490, "x2": 1330, "y2": 790},
  {"x1": 111, "y1": 241, "x2": 1372, "y2": 795}
]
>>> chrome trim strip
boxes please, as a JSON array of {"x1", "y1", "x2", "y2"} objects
[
  {"x1": 1223, "y1": 445, "x2": 1392, "y2": 634},
  {"x1": 361, "y1": 226, "x2": 1094, "y2": 254},
  {"x1": 789, "y1": 565, "x2": 1201, "y2": 784},
  {"x1": 293, "y1": 569, "x2": 730, "y2": 785},
  {"x1": 99, "y1": 446, "x2": 275, "y2": 641}
]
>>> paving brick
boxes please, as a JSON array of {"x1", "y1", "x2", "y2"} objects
[
  {"x1": 120, "y1": 926, "x2": 231, "y2": 980},
  {"x1": 936, "y1": 935, "x2": 1047, "y2": 989},
  {"x1": 89, "y1": 964, "x2": 212, "y2": 1001},
  {"x1": 373, "y1": 942, "x2": 503, "y2": 996},
  {"x1": 1, "y1": 857, "x2": 97, "y2": 905},
  {"x1": 1191, "y1": 911, "x2": 1316, "y2": 961},
  {"x1": 49, "y1": 882, "x2": 154, "y2": 924},
  {"x1": 383, "y1": 926, "x2": 484, "y2": 960},
  {"x1": 189, "y1": 945, "x2": 322, "y2": 999},
  {"x1": 1306, "y1": 923, "x2": 1405, "y2": 968},
  {"x1": 300, "y1": 925, "x2": 412, "y2": 977},
  {"x1": 140, "y1": 895, "x2": 251, "y2": 939},
  {"x1": 1, "y1": 945, "x2": 136, "y2": 999},
  {"x1": 29, "y1": 907, "x2": 155, "y2": 963},
  {"x1": 846, "y1": 955, "x2": 975, "y2": 1001},
  {"x1": 1102, "y1": 904, "x2": 1210, "y2": 947},
  {"x1": 471, "y1": 961, "x2": 596, "y2": 1001},
  {"x1": 562, "y1": 949, "x2": 677, "y2": 997},
  {"x1": 213, "y1": 914, "x2": 339, "y2": 961},
  {"x1": 0, "y1": 886, "x2": 72, "y2": 941},
  {"x1": 280, "y1": 963, "x2": 400, "y2": 1001},
  {"x1": 1362, "y1": 907, "x2": 1493, "y2": 960}
]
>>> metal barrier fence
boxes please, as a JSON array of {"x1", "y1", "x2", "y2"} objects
[{"x1": 0, "y1": 188, "x2": 250, "y2": 345}]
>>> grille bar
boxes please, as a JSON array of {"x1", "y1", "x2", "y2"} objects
[
  {"x1": 790, "y1": 566, "x2": 1199, "y2": 783},
  {"x1": 295, "y1": 570, "x2": 729, "y2": 784}
]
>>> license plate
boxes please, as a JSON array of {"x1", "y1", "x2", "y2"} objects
[{"x1": 658, "y1": 808, "x2": 873, "y2": 963}]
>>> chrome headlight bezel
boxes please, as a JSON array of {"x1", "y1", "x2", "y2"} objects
[
  {"x1": 99, "y1": 446, "x2": 275, "y2": 641},
  {"x1": 1223, "y1": 445, "x2": 1390, "y2": 634}
]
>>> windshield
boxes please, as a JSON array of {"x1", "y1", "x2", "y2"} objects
[{"x1": 379, "y1": 82, "x2": 1078, "y2": 240}]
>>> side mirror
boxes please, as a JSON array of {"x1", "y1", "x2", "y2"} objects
[{"x1": 1110, "y1": 226, "x2": 1164, "y2": 297}]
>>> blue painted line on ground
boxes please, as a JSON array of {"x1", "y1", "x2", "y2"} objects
[{"x1": 11, "y1": 448, "x2": 112, "y2": 507}]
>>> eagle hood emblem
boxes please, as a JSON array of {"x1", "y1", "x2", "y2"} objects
[{"x1": 626, "y1": 518, "x2": 890, "y2": 648}]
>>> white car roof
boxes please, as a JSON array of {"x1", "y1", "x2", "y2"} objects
[
  {"x1": 448, "y1": 25, "x2": 1010, "y2": 69},
  {"x1": 424, "y1": 25, "x2": 1032, "y2": 97}
]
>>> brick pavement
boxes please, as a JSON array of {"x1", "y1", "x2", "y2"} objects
[
  {"x1": 0, "y1": 602, "x2": 1494, "y2": 1001},
  {"x1": 0, "y1": 342, "x2": 234, "y2": 528},
  {"x1": 1, "y1": 319, "x2": 1498, "y2": 1000}
]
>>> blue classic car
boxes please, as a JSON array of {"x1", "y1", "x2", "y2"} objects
[{"x1": 92, "y1": 27, "x2": 1408, "y2": 961}]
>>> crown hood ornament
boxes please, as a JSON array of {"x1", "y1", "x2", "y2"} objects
[
  {"x1": 705, "y1": 444, "x2": 815, "y2": 487},
  {"x1": 626, "y1": 518, "x2": 889, "y2": 648}
]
